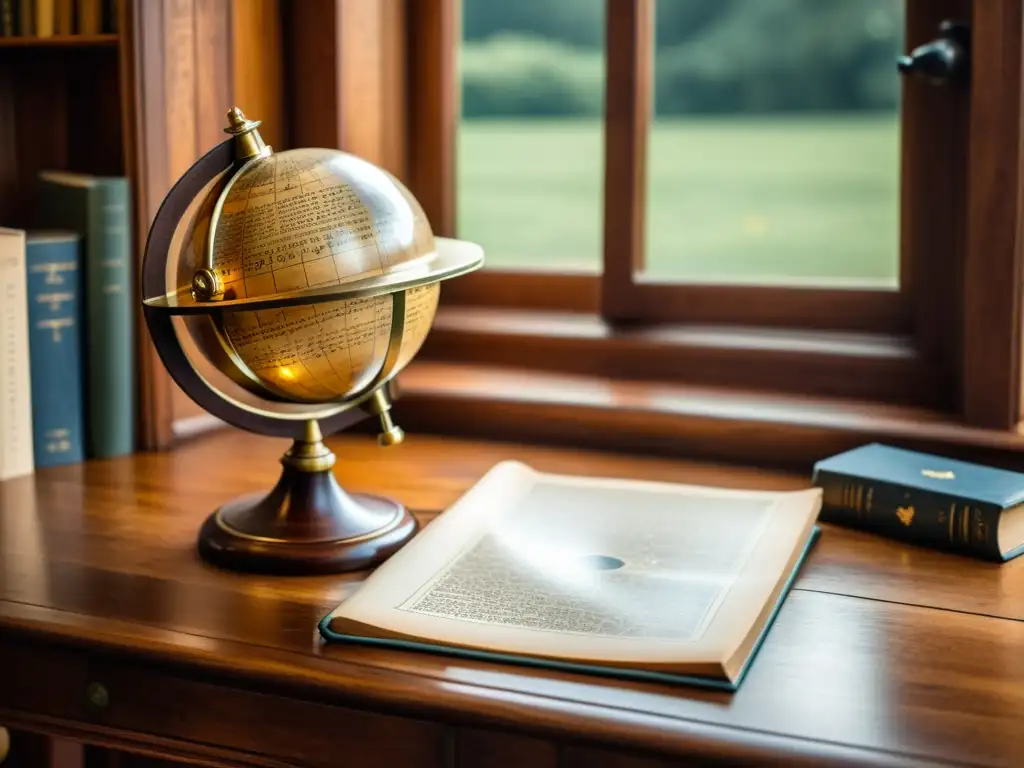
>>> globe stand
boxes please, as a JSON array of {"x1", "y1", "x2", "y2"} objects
[{"x1": 197, "y1": 420, "x2": 418, "y2": 575}]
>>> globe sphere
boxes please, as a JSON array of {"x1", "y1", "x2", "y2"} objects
[{"x1": 177, "y1": 147, "x2": 439, "y2": 404}]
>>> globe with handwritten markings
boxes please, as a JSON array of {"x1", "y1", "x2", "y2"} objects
[
  {"x1": 144, "y1": 107, "x2": 482, "y2": 441},
  {"x1": 140, "y1": 107, "x2": 483, "y2": 576},
  {"x1": 177, "y1": 144, "x2": 442, "y2": 404}
]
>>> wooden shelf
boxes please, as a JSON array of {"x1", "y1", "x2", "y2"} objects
[{"x1": 0, "y1": 34, "x2": 118, "y2": 48}]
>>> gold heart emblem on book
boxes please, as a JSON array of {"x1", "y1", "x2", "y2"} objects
[{"x1": 897, "y1": 506, "x2": 915, "y2": 526}]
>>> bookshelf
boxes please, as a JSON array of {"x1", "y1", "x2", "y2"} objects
[
  {"x1": 0, "y1": 33, "x2": 117, "y2": 47},
  {"x1": 0, "y1": 0, "x2": 233, "y2": 453}
]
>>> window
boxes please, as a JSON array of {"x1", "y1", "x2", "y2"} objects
[
  {"x1": 192, "y1": 0, "x2": 1024, "y2": 460},
  {"x1": 396, "y1": 0, "x2": 1024, "y2": 450}
]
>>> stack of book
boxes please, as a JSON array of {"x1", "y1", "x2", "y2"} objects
[
  {"x1": 0, "y1": 0, "x2": 119, "y2": 37},
  {"x1": 0, "y1": 171, "x2": 133, "y2": 480}
]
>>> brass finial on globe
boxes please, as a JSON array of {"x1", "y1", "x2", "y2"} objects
[{"x1": 141, "y1": 107, "x2": 483, "y2": 574}]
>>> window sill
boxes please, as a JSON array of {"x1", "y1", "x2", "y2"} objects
[
  {"x1": 421, "y1": 307, "x2": 946, "y2": 408},
  {"x1": 393, "y1": 361, "x2": 1024, "y2": 471}
]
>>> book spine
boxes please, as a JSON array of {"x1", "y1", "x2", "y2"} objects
[
  {"x1": 102, "y1": 0, "x2": 117, "y2": 32},
  {"x1": 0, "y1": 232, "x2": 34, "y2": 479},
  {"x1": 85, "y1": 180, "x2": 134, "y2": 459},
  {"x1": 76, "y1": 0, "x2": 100, "y2": 34},
  {"x1": 26, "y1": 238, "x2": 85, "y2": 468},
  {"x1": 54, "y1": 0, "x2": 71, "y2": 34},
  {"x1": 1, "y1": 0, "x2": 16, "y2": 36},
  {"x1": 18, "y1": 0, "x2": 31, "y2": 35},
  {"x1": 813, "y1": 469, "x2": 1004, "y2": 561},
  {"x1": 34, "y1": 0, "x2": 53, "y2": 36}
]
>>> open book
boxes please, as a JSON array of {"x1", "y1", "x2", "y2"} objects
[{"x1": 320, "y1": 461, "x2": 822, "y2": 689}]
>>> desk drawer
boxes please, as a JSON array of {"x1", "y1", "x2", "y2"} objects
[
  {"x1": 0, "y1": 637, "x2": 90, "y2": 722},
  {"x1": 83, "y1": 655, "x2": 444, "y2": 768}
]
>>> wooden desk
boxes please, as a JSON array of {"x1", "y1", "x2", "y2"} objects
[{"x1": 2, "y1": 430, "x2": 1023, "y2": 767}]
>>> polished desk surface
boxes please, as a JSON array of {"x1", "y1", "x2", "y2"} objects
[{"x1": 1, "y1": 430, "x2": 1023, "y2": 767}]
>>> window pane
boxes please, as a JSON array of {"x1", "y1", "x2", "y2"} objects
[
  {"x1": 457, "y1": 0, "x2": 605, "y2": 271},
  {"x1": 644, "y1": 1, "x2": 904, "y2": 287}
]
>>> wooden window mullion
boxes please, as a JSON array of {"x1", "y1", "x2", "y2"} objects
[
  {"x1": 962, "y1": 0, "x2": 1024, "y2": 429},
  {"x1": 601, "y1": 0, "x2": 653, "y2": 322},
  {"x1": 406, "y1": 0, "x2": 457, "y2": 237}
]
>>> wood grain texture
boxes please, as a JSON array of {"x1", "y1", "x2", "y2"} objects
[
  {"x1": 282, "y1": 0, "x2": 338, "y2": 148},
  {"x1": 439, "y1": 272, "x2": 600, "y2": 314},
  {"x1": 127, "y1": 0, "x2": 238, "y2": 447},
  {"x1": 338, "y1": 0, "x2": 407, "y2": 176},
  {"x1": 560, "y1": 748, "x2": 670, "y2": 768},
  {"x1": 0, "y1": 34, "x2": 118, "y2": 47},
  {"x1": 614, "y1": 283, "x2": 909, "y2": 334},
  {"x1": 336, "y1": 0, "x2": 386, "y2": 164},
  {"x1": 130, "y1": 0, "x2": 175, "y2": 452},
  {"x1": 393, "y1": 361, "x2": 1024, "y2": 471},
  {"x1": 3, "y1": 431, "x2": 1024, "y2": 765},
  {"x1": 963, "y1": 0, "x2": 1024, "y2": 429},
  {"x1": 601, "y1": 0, "x2": 651, "y2": 320},
  {"x1": 900, "y1": 0, "x2": 971, "y2": 415},
  {"x1": 406, "y1": 0, "x2": 456, "y2": 235},
  {"x1": 281, "y1": 0, "x2": 405, "y2": 174},
  {"x1": 419, "y1": 307, "x2": 939, "y2": 407},
  {"x1": 231, "y1": 0, "x2": 284, "y2": 151},
  {"x1": 456, "y1": 729, "x2": 557, "y2": 768},
  {"x1": 192, "y1": 0, "x2": 232, "y2": 152}
]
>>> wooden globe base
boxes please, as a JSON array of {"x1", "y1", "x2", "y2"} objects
[{"x1": 196, "y1": 423, "x2": 418, "y2": 575}]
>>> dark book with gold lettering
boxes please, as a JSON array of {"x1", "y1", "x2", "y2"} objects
[
  {"x1": 812, "y1": 443, "x2": 1024, "y2": 562},
  {"x1": 320, "y1": 462, "x2": 822, "y2": 691}
]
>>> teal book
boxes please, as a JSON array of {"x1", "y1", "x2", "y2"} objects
[
  {"x1": 37, "y1": 171, "x2": 134, "y2": 459},
  {"x1": 812, "y1": 443, "x2": 1024, "y2": 562},
  {"x1": 319, "y1": 462, "x2": 822, "y2": 691},
  {"x1": 25, "y1": 231, "x2": 85, "y2": 468}
]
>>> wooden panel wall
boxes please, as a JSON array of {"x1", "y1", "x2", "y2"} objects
[
  {"x1": 129, "y1": 0, "x2": 234, "y2": 448},
  {"x1": 232, "y1": 0, "x2": 285, "y2": 150},
  {"x1": 283, "y1": 0, "x2": 406, "y2": 174}
]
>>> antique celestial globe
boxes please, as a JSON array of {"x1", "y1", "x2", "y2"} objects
[{"x1": 141, "y1": 107, "x2": 483, "y2": 575}]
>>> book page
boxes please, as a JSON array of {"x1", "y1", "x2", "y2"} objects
[
  {"x1": 331, "y1": 462, "x2": 821, "y2": 670},
  {"x1": 398, "y1": 484, "x2": 770, "y2": 642}
]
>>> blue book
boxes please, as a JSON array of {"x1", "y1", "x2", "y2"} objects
[
  {"x1": 319, "y1": 461, "x2": 821, "y2": 691},
  {"x1": 37, "y1": 171, "x2": 134, "y2": 459},
  {"x1": 25, "y1": 231, "x2": 85, "y2": 468},
  {"x1": 813, "y1": 443, "x2": 1024, "y2": 562}
]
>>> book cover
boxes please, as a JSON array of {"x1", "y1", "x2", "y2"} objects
[
  {"x1": 320, "y1": 461, "x2": 822, "y2": 691},
  {"x1": 812, "y1": 443, "x2": 1024, "y2": 561},
  {"x1": 38, "y1": 171, "x2": 134, "y2": 460},
  {"x1": 25, "y1": 231, "x2": 85, "y2": 468},
  {"x1": 0, "y1": 228, "x2": 34, "y2": 480}
]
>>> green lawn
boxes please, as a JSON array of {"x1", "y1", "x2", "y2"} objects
[{"x1": 456, "y1": 115, "x2": 900, "y2": 285}]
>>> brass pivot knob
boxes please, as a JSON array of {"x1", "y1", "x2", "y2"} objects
[
  {"x1": 897, "y1": 21, "x2": 969, "y2": 85},
  {"x1": 190, "y1": 267, "x2": 223, "y2": 302},
  {"x1": 366, "y1": 387, "x2": 405, "y2": 447},
  {"x1": 223, "y1": 106, "x2": 269, "y2": 160}
]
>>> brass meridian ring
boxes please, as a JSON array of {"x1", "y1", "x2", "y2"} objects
[{"x1": 213, "y1": 504, "x2": 405, "y2": 545}]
